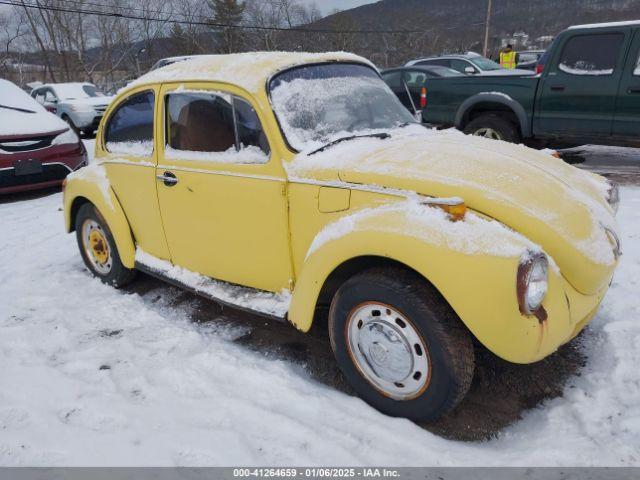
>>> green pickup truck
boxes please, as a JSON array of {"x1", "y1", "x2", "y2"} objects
[{"x1": 421, "y1": 20, "x2": 640, "y2": 148}]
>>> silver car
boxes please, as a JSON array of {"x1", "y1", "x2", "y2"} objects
[
  {"x1": 405, "y1": 53, "x2": 535, "y2": 76},
  {"x1": 31, "y1": 83, "x2": 113, "y2": 135}
]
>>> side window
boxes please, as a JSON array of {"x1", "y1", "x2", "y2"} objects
[
  {"x1": 233, "y1": 97, "x2": 270, "y2": 155},
  {"x1": 105, "y1": 91, "x2": 155, "y2": 156},
  {"x1": 633, "y1": 48, "x2": 640, "y2": 76},
  {"x1": 33, "y1": 90, "x2": 45, "y2": 104},
  {"x1": 381, "y1": 71, "x2": 402, "y2": 89},
  {"x1": 165, "y1": 91, "x2": 268, "y2": 163},
  {"x1": 44, "y1": 90, "x2": 57, "y2": 102},
  {"x1": 450, "y1": 59, "x2": 473, "y2": 73},
  {"x1": 558, "y1": 33, "x2": 624, "y2": 76},
  {"x1": 403, "y1": 70, "x2": 428, "y2": 87},
  {"x1": 418, "y1": 59, "x2": 450, "y2": 68}
]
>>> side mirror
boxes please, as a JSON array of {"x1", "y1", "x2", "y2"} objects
[{"x1": 464, "y1": 66, "x2": 476, "y2": 74}]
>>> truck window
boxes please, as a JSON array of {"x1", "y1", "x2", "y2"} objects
[{"x1": 558, "y1": 33, "x2": 624, "y2": 76}]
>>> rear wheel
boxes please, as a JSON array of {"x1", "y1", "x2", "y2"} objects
[
  {"x1": 464, "y1": 114, "x2": 520, "y2": 143},
  {"x1": 75, "y1": 203, "x2": 136, "y2": 288},
  {"x1": 328, "y1": 268, "x2": 474, "y2": 422}
]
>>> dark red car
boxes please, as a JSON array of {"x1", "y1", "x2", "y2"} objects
[{"x1": 1, "y1": 79, "x2": 87, "y2": 194}]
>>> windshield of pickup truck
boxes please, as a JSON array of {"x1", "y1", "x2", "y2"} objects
[
  {"x1": 269, "y1": 63, "x2": 415, "y2": 151},
  {"x1": 472, "y1": 57, "x2": 502, "y2": 71}
]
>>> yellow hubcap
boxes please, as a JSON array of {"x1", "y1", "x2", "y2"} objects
[{"x1": 88, "y1": 229, "x2": 109, "y2": 265}]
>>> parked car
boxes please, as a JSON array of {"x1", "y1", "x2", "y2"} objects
[
  {"x1": 0, "y1": 79, "x2": 87, "y2": 194},
  {"x1": 406, "y1": 53, "x2": 534, "y2": 76},
  {"x1": 517, "y1": 49, "x2": 546, "y2": 70},
  {"x1": 420, "y1": 20, "x2": 640, "y2": 148},
  {"x1": 31, "y1": 82, "x2": 113, "y2": 135},
  {"x1": 382, "y1": 66, "x2": 463, "y2": 118},
  {"x1": 63, "y1": 52, "x2": 620, "y2": 422}
]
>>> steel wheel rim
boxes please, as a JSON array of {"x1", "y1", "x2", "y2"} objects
[
  {"x1": 82, "y1": 219, "x2": 112, "y2": 275},
  {"x1": 346, "y1": 302, "x2": 430, "y2": 400},
  {"x1": 474, "y1": 127, "x2": 502, "y2": 140}
]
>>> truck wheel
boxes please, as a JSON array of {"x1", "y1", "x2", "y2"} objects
[
  {"x1": 75, "y1": 203, "x2": 136, "y2": 288},
  {"x1": 328, "y1": 268, "x2": 474, "y2": 422},
  {"x1": 464, "y1": 114, "x2": 520, "y2": 143}
]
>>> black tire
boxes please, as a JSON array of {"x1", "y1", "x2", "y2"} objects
[
  {"x1": 62, "y1": 114, "x2": 79, "y2": 135},
  {"x1": 328, "y1": 268, "x2": 474, "y2": 422},
  {"x1": 463, "y1": 114, "x2": 520, "y2": 143},
  {"x1": 82, "y1": 128, "x2": 95, "y2": 137},
  {"x1": 75, "y1": 203, "x2": 136, "y2": 288}
]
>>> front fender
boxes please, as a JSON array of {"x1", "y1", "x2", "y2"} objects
[
  {"x1": 288, "y1": 205, "x2": 571, "y2": 364},
  {"x1": 63, "y1": 166, "x2": 136, "y2": 269}
]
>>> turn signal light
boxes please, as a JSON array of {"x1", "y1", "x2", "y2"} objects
[
  {"x1": 422, "y1": 197, "x2": 466, "y2": 221},
  {"x1": 61, "y1": 178, "x2": 67, "y2": 192}
]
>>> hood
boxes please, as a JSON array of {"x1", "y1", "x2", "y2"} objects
[
  {"x1": 0, "y1": 109, "x2": 69, "y2": 139},
  {"x1": 65, "y1": 96, "x2": 113, "y2": 108},
  {"x1": 479, "y1": 68, "x2": 536, "y2": 76},
  {"x1": 286, "y1": 127, "x2": 617, "y2": 295}
]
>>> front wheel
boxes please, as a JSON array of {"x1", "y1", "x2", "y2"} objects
[
  {"x1": 463, "y1": 114, "x2": 520, "y2": 143},
  {"x1": 329, "y1": 268, "x2": 474, "y2": 422},
  {"x1": 75, "y1": 203, "x2": 136, "y2": 288}
]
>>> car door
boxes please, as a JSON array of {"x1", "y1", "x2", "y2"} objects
[
  {"x1": 535, "y1": 30, "x2": 629, "y2": 138},
  {"x1": 613, "y1": 28, "x2": 640, "y2": 138},
  {"x1": 101, "y1": 87, "x2": 171, "y2": 260},
  {"x1": 156, "y1": 83, "x2": 293, "y2": 293}
]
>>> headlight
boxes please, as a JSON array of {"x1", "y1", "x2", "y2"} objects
[
  {"x1": 606, "y1": 181, "x2": 620, "y2": 214},
  {"x1": 517, "y1": 252, "x2": 548, "y2": 318},
  {"x1": 52, "y1": 128, "x2": 79, "y2": 145}
]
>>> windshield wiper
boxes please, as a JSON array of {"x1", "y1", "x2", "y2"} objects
[
  {"x1": 308, "y1": 132, "x2": 391, "y2": 156},
  {"x1": 0, "y1": 104, "x2": 36, "y2": 114}
]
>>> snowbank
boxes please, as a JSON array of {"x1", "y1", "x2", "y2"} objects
[{"x1": 0, "y1": 189, "x2": 638, "y2": 466}]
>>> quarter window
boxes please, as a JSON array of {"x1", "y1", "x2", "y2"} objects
[
  {"x1": 381, "y1": 71, "x2": 402, "y2": 88},
  {"x1": 105, "y1": 91, "x2": 155, "y2": 155},
  {"x1": 166, "y1": 91, "x2": 269, "y2": 163},
  {"x1": 558, "y1": 33, "x2": 624, "y2": 76},
  {"x1": 403, "y1": 70, "x2": 428, "y2": 87}
]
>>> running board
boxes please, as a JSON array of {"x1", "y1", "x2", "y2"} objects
[{"x1": 134, "y1": 249, "x2": 291, "y2": 322}]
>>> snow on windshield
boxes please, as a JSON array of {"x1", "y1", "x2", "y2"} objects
[
  {"x1": 270, "y1": 65, "x2": 414, "y2": 152},
  {"x1": 0, "y1": 79, "x2": 68, "y2": 136},
  {"x1": 0, "y1": 79, "x2": 46, "y2": 113}
]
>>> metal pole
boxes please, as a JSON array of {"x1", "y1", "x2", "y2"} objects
[{"x1": 483, "y1": 0, "x2": 492, "y2": 57}]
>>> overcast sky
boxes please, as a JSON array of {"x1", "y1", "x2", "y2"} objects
[{"x1": 301, "y1": 0, "x2": 379, "y2": 15}]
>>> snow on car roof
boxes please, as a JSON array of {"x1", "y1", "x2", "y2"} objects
[
  {"x1": 568, "y1": 19, "x2": 640, "y2": 29},
  {"x1": 127, "y1": 51, "x2": 375, "y2": 94}
]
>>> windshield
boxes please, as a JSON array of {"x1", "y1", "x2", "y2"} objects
[
  {"x1": 0, "y1": 79, "x2": 45, "y2": 113},
  {"x1": 471, "y1": 57, "x2": 502, "y2": 71},
  {"x1": 269, "y1": 63, "x2": 415, "y2": 151},
  {"x1": 54, "y1": 83, "x2": 105, "y2": 100},
  {"x1": 430, "y1": 66, "x2": 464, "y2": 77}
]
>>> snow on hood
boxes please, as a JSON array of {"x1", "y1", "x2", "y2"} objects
[
  {"x1": 0, "y1": 79, "x2": 68, "y2": 137},
  {"x1": 286, "y1": 126, "x2": 617, "y2": 294},
  {"x1": 126, "y1": 51, "x2": 375, "y2": 94}
]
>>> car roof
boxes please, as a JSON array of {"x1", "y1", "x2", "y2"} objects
[{"x1": 127, "y1": 51, "x2": 374, "y2": 95}]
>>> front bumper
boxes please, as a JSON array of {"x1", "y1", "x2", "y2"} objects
[{"x1": 0, "y1": 142, "x2": 87, "y2": 194}]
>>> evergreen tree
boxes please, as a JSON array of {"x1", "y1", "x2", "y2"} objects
[{"x1": 208, "y1": 0, "x2": 246, "y2": 53}]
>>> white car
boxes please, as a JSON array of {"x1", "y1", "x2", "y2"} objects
[
  {"x1": 405, "y1": 53, "x2": 535, "y2": 76},
  {"x1": 31, "y1": 83, "x2": 113, "y2": 135}
]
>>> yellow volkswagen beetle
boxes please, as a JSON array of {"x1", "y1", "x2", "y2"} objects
[{"x1": 63, "y1": 52, "x2": 620, "y2": 421}]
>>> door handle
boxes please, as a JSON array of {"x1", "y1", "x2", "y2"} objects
[
  {"x1": 627, "y1": 87, "x2": 640, "y2": 94},
  {"x1": 550, "y1": 85, "x2": 565, "y2": 91},
  {"x1": 156, "y1": 171, "x2": 178, "y2": 186}
]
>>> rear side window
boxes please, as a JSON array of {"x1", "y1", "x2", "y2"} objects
[
  {"x1": 403, "y1": 70, "x2": 428, "y2": 87},
  {"x1": 418, "y1": 59, "x2": 450, "y2": 68},
  {"x1": 558, "y1": 33, "x2": 624, "y2": 75},
  {"x1": 166, "y1": 91, "x2": 269, "y2": 163},
  {"x1": 105, "y1": 91, "x2": 154, "y2": 156},
  {"x1": 381, "y1": 71, "x2": 402, "y2": 88}
]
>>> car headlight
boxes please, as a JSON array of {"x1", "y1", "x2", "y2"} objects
[
  {"x1": 52, "y1": 128, "x2": 79, "y2": 145},
  {"x1": 606, "y1": 181, "x2": 620, "y2": 214},
  {"x1": 517, "y1": 252, "x2": 548, "y2": 318}
]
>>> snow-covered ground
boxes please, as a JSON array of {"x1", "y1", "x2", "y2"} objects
[{"x1": 0, "y1": 174, "x2": 639, "y2": 465}]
